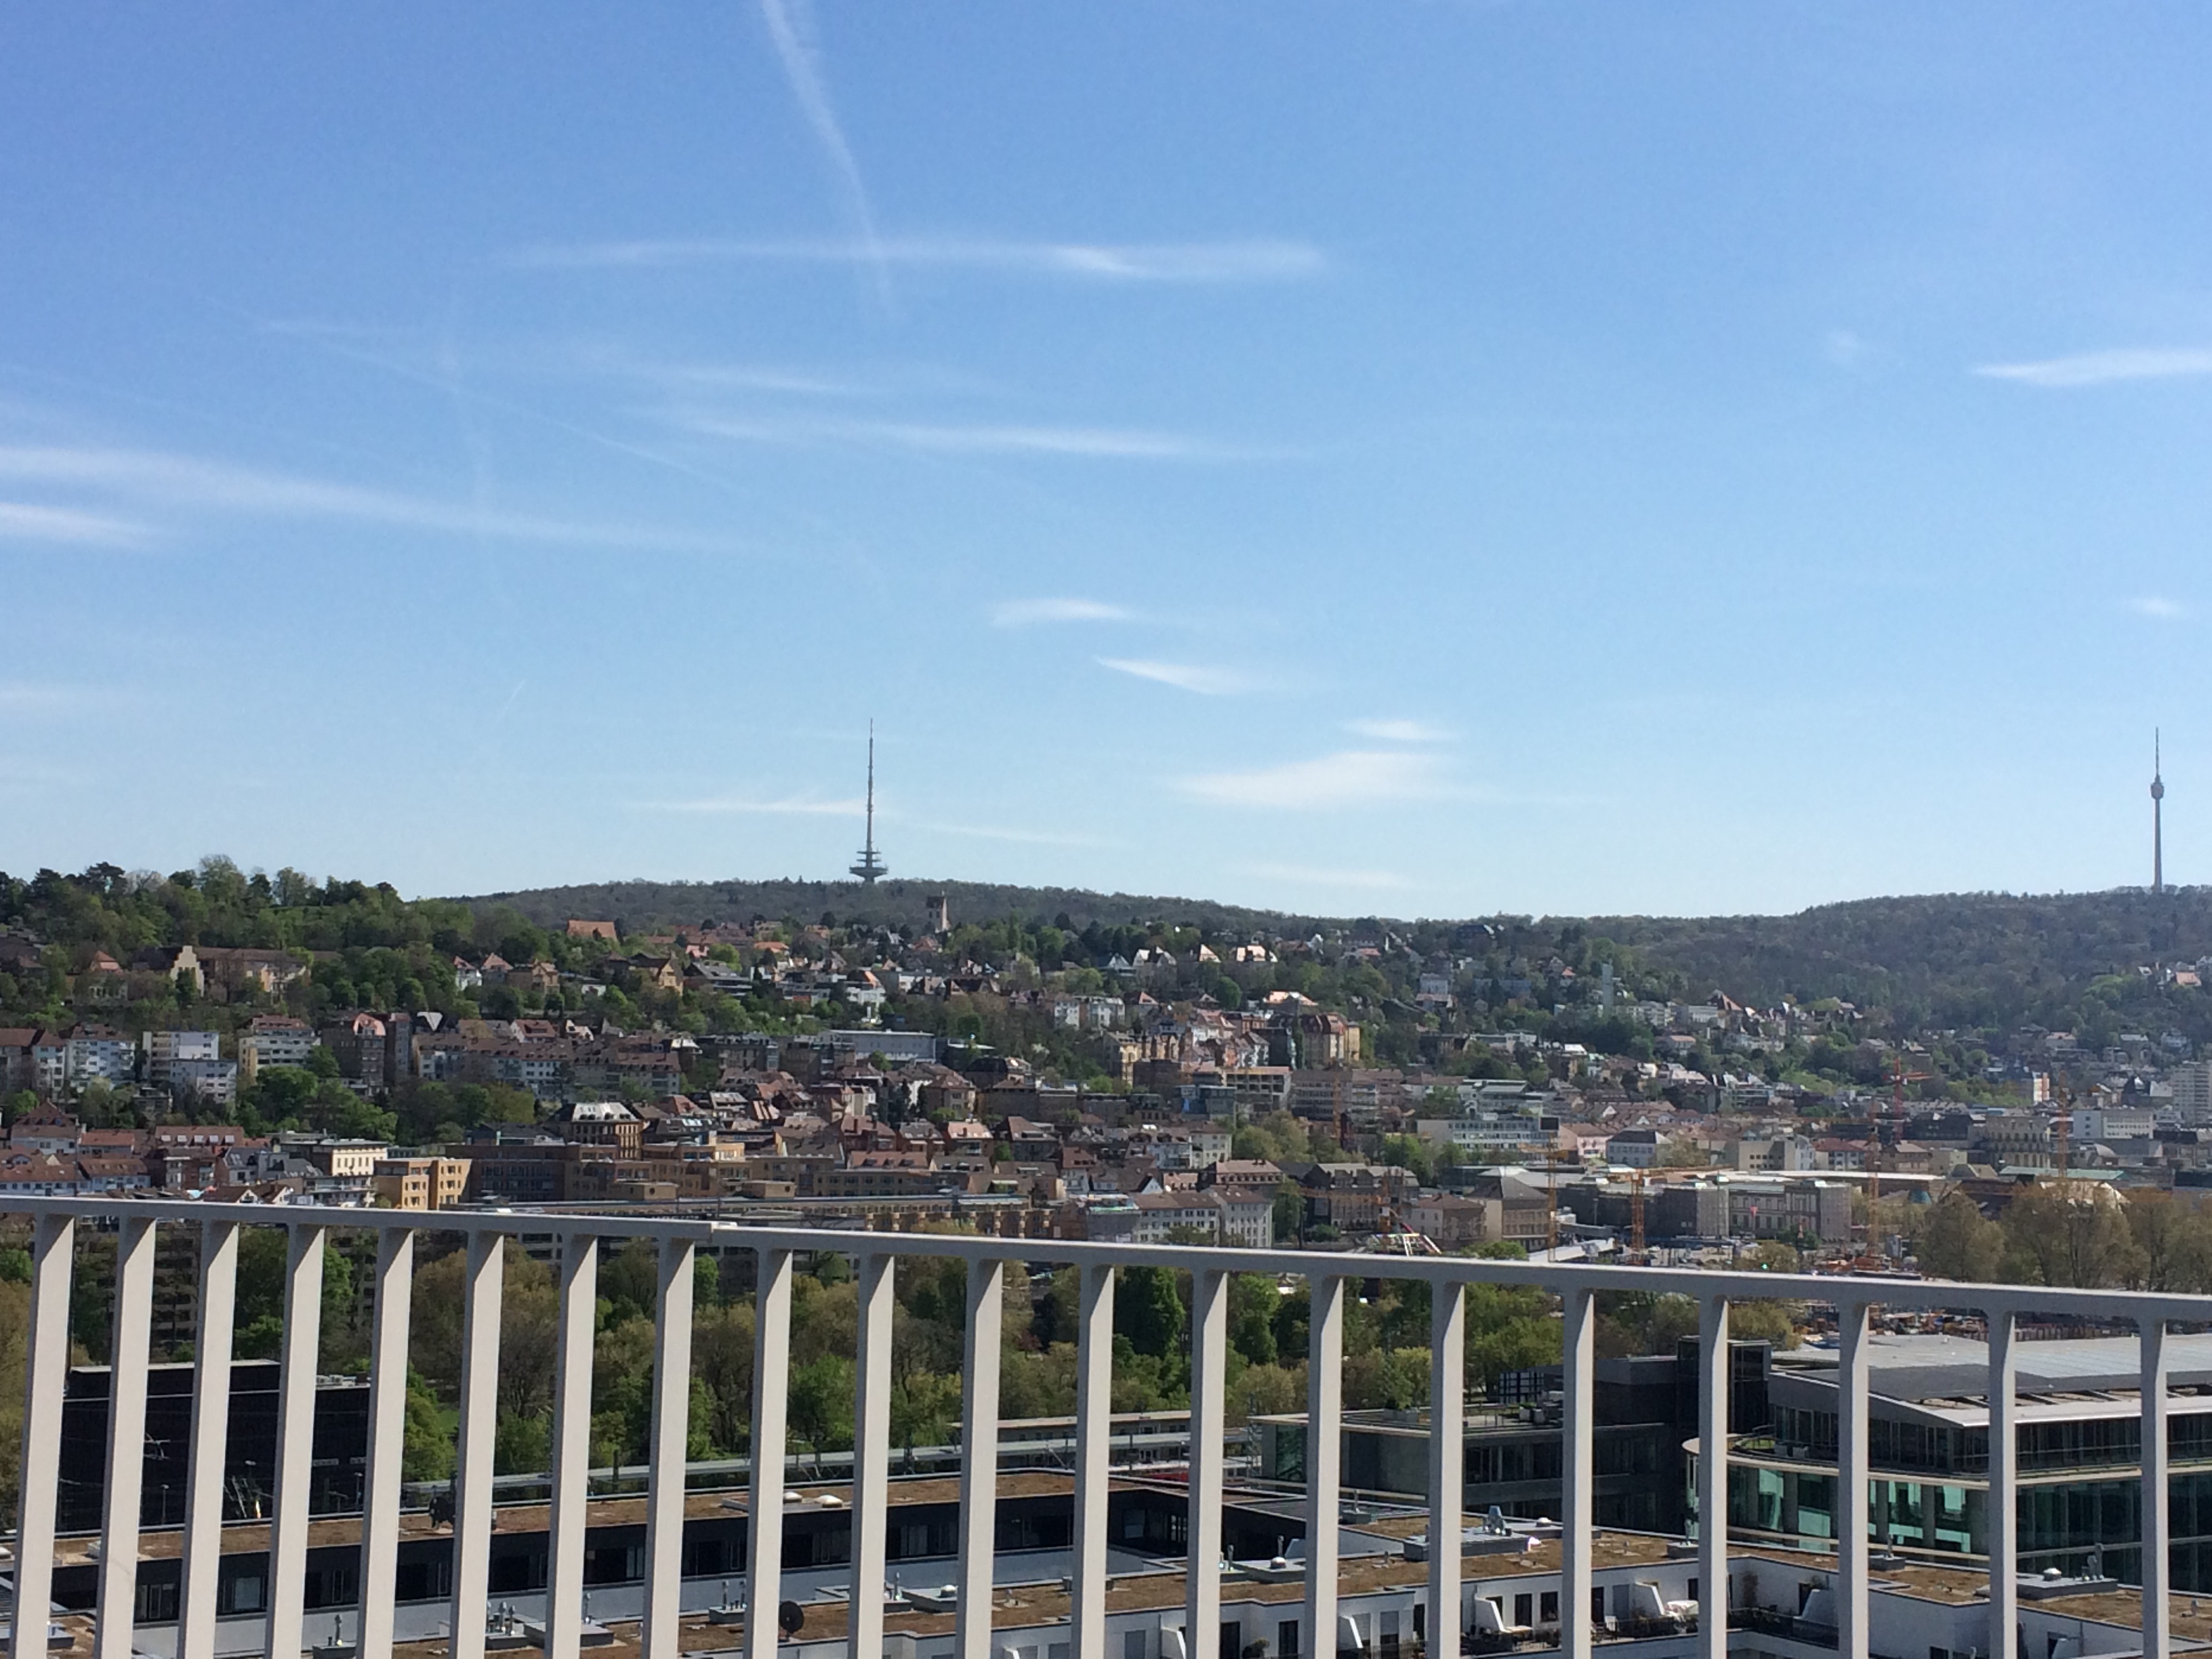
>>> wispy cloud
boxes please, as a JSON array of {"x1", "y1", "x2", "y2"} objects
[
  {"x1": 756, "y1": 0, "x2": 888, "y2": 305},
  {"x1": 0, "y1": 444, "x2": 726, "y2": 550},
  {"x1": 1181, "y1": 749, "x2": 1443, "y2": 809},
  {"x1": 508, "y1": 234, "x2": 1325, "y2": 283},
  {"x1": 626, "y1": 361, "x2": 871, "y2": 398},
  {"x1": 672, "y1": 411, "x2": 1256, "y2": 461},
  {"x1": 1342, "y1": 717, "x2": 1452, "y2": 743},
  {"x1": 1975, "y1": 348, "x2": 2212, "y2": 388},
  {"x1": 631, "y1": 794, "x2": 863, "y2": 817},
  {"x1": 907, "y1": 818, "x2": 1110, "y2": 848},
  {"x1": 1247, "y1": 861, "x2": 1411, "y2": 892},
  {"x1": 2129, "y1": 596, "x2": 2189, "y2": 620},
  {"x1": 1098, "y1": 659, "x2": 1249, "y2": 696},
  {"x1": 0, "y1": 499, "x2": 157, "y2": 548},
  {"x1": 992, "y1": 597, "x2": 1136, "y2": 628},
  {"x1": 0, "y1": 682, "x2": 135, "y2": 714}
]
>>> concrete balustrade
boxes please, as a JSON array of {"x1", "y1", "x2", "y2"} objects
[{"x1": 0, "y1": 1197, "x2": 2200, "y2": 1659}]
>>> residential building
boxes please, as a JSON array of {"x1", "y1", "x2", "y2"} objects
[
  {"x1": 554, "y1": 1100, "x2": 644, "y2": 1156},
  {"x1": 371, "y1": 1154, "x2": 472, "y2": 1210},
  {"x1": 62, "y1": 1025, "x2": 136, "y2": 1090},
  {"x1": 239, "y1": 1015, "x2": 317, "y2": 1079},
  {"x1": 2175, "y1": 1061, "x2": 2212, "y2": 1126},
  {"x1": 1088, "y1": 1187, "x2": 1273, "y2": 1248}
]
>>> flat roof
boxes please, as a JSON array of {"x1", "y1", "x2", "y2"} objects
[{"x1": 1771, "y1": 1330, "x2": 2212, "y2": 1425}]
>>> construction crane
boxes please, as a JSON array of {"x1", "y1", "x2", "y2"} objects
[
  {"x1": 2050, "y1": 1075, "x2": 2071, "y2": 1183},
  {"x1": 1875, "y1": 1057, "x2": 1929, "y2": 1212},
  {"x1": 1870, "y1": 1057, "x2": 1931, "y2": 1227},
  {"x1": 1629, "y1": 1167, "x2": 1647, "y2": 1261}
]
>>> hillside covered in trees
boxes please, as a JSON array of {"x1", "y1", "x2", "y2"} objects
[{"x1": 459, "y1": 875, "x2": 2212, "y2": 1054}]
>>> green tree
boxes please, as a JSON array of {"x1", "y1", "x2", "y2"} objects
[
  {"x1": 788, "y1": 1354, "x2": 857, "y2": 1456},
  {"x1": 401, "y1": 1370, "x2": 455, "y2": 1483},
  {"x1": 2000, "y1": 1185, "x2": 2144, "y2": 1288},
  {"x1": 1227, "y1": 1274, "x2": 1279, "y2": 1366},
  {"x1": 1114, "y1": 1266, "x2": 1185, "y2": 1359},
  {"x1": 1727, "y1": 1301, "x2": 1800, "y2": 1351},
  {"x1": 1912, "y1": 1193, "x2": 2006, "y2": 1282}
]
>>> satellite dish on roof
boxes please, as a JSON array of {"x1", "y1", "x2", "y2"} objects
[{"x1": 778, "y1": 1601, "x2": 805, "y2": 1638}]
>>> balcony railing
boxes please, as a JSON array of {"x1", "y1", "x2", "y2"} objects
[{"x1": 0, "y1": 1195, "x2": 2205, "y2": 1659}]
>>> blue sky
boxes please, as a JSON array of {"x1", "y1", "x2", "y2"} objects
[{"x1": 3, "y1": 5, "x2": 2208, "y2": 917}]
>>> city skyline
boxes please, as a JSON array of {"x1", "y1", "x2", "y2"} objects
[{"x1": 3, "y1": 7, "x2": 2209, "y2": 915}]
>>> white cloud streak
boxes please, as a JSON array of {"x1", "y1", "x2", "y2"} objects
[
  {"x1": 1181, "y1": 749, "x2": 1443, "y2": 809},
  {"x1": 2129, "y1": 596, "x2": 2188, "y2": 620},
  {"x1": 907, "y1": 818, "x2": 1109, "y2": 848},
  {"x1": 992, "y1": 598, "x2": 1136, "y2": 628},
  {"x1": 0, "y1": 444, "x2": 726, "y2": 551},
  {"x1": 632, "y1": 794, "x2": 864, "y2": 817},
  {"x1": 0, "y1": 499, "x2": 158, "y2": 548},
  {"x1": 1975, "y1": 348, "x2": 2212, "y2": 387},
  {"x1": 756, "y1": 0, "x2": 888, "y2": 305},
  {"x1": 672, "y1": 411, "x2": 1253, "y2": 461},
  {"x1": 1098, "y1": 659, "x2": 1249, "y2": 696},
  {"x1": 508, "y1": 234, "x2": 1325, "y2": 283},
  {"x1": 1342, "y1": 717, "x2": 1452, "y2": 743},
  {"x1": 0, "y1": 682, "x2": 134, "y2": 714}
]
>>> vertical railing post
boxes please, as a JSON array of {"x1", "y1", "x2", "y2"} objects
[
  {"x1": 266, "y1": 1223, "x2": 327, "y2": 1659},
  {"x1": 1306, "y1": 1274, "x2": 1345, "y2": 1659},
  {"x1": 643, "y1": 1236, "x2": 697, "y2": 1659},
  {"x1": 1429, "y1": 1280, "x2": 1465, "y2": 1659},
  {"x1": 851, "y1": 1252, "x2": 896, "y2": 1659},
  {"x1": 955, "y1": 1258, "x2": 1004, "y2": 1659},
  {"x1": 10, "y1": 1212, "x2": 73, "y2": 1659},
  {"x1": 746, "y1": 1247, "x2": 794, "y2": 1659},
  {"x1": 94, "y1": 1215, "x2": 157, "y2": 1659},
  {"x1": 448, "y1": 1229, "x2": 506, "y2": 1659},
  {"x1": 1988, "y1": 1309, "x2": 2018, "y2": 1659},
  {"x1": 1187, "y1": 1269, "x2": 1229, "y2": 1659},
  {"x1": 1697, "y1": 1296, "x2": 1729, "y2": 1659},
  {"x1": 1836, "y1": 1300, "x2": 1871, "y2": 1659},
  {"x1": 546, "y1": 1235, "x2": 599, "y2": 1659},
  {"x1": 178, "y1": 1220, "x2": 238, "y2": 1659},
  {"x1": 2143, "y1": 1314, "x2": 2170, "y2": 1659},
  {"x1": 1560, "y1": 1287, "x2": 1595, "y2": 1659},
  {"x1": 357, "y1": 1226, "x2": 415, "y2": 1659},
  {"x1": 1072, "y1": 1265, "x2": 1116, "y2": 1659}
]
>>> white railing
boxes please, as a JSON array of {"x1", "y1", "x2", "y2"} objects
[{"x1": 3, "y1": 1195, "x2": 2207, "y2": 1659}]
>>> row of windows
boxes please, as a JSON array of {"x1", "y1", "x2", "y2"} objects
[{"x1": 1775, "y1": 1406, "x2": 2212, "y2": 1477}]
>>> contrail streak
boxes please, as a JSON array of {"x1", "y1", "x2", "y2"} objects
[{"x1": 758, "y1": 0, "x2": 890, "y2": 309}]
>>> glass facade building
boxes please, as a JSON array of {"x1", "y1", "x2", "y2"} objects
[{"x1": 1710, "y1": 1330, "x2": 2212, "y2": 1589}]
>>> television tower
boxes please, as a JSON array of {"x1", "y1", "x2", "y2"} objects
[
  {"x1": 849, "y1": 721, "x2": 888, "y2": 885},
  {"x1": 2152, "y1": 729, "x2": 2166, "y2": 895}
]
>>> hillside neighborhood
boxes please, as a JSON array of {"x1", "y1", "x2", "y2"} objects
[{"x1": 5, "y1": 864, "x2": 2211, "y2": 1280}]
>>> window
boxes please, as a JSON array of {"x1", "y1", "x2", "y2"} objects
[
  {"x1": 136, "y1": 1580, "x2": 178, "y2": 1624},
  {"x1": 1223, "y1": 1621, "x2": 1242, "y2": 1659},
  {"x1": 1127, "y1": 1633, "x2": 1149, "y2": 1659},
  {"x1": 1591, "y1": 1589, "x2": 1606, "y2": 1626},
  {"x1": 1540, "y1": 1593, "x2": 1559, "y2": 1625},
  {"x1": 1513, "y1": 1596, "x2": 1532, "y2": 1628},
  {"x1": 1278, "y1": 1620, "x2": 1300, "y2": 1658},
  {"x1": 221, "y1": 1572, "x2": 266, "y2": 1616}
]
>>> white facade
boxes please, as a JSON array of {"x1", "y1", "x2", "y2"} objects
[{"x1": 64, "y1": 1031, "x2": 136, "y2": 1088}]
